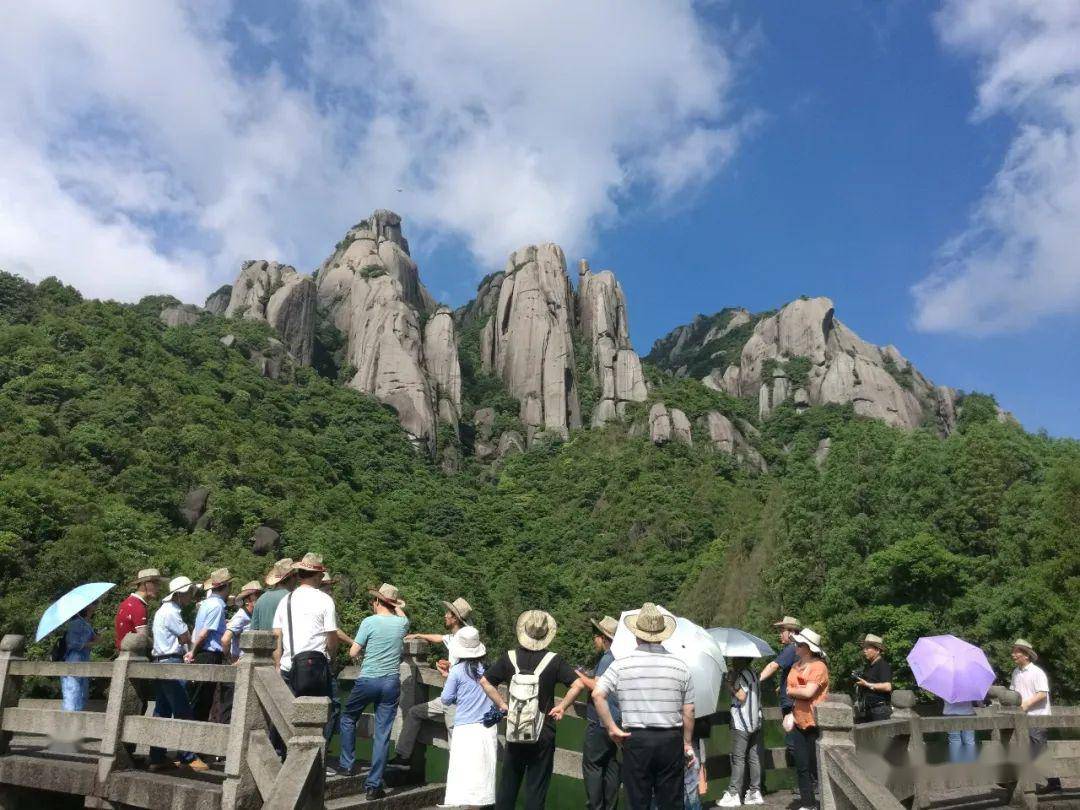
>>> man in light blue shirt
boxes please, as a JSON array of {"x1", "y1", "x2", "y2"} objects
[
  {"x1": 187, "y1": 568, "x2": 231, "y2": 727},
  {"x1": 333, "y1": 583, "x2": 409, "y2": 799}
]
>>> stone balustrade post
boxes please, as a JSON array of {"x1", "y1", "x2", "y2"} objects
[
  {"x1": 891, "y1": 690, "x2": 927, "y2": 809},
  {"x1": 95, "y1": 629, "x2": 148, "y2": 793},
  {"x1": 0, "y1": 636, "x2": 26, "y2": 756},
  {"x1": 992, "y1": 690, "x2": 1036, "y2": 810},
  {"x1": 815, "y1": 695, "x2": 855, "y2": 810},
  {"x1": 397, "y1": 638, "x2": 431, "y2": 786},
  {"x1": 286, "y1": 697, "x2": 330, "y2": 810},
  {"x1": 221, "y1": 631, "x2": 277, "y2": 810}
]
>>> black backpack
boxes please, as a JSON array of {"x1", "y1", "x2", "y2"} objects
[{"x1": 51, "y1": 634, "x2": 68, "y2": 662}]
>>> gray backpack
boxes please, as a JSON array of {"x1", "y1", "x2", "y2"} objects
[{"x1": 505, "y1": 650, "x2": 555, "y2": 744}]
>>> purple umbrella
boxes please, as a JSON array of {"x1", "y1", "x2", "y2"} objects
[{"x1": 906, "y1": 635, "x2": 995, "y2": 704}]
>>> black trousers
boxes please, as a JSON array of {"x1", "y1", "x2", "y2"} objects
[
  {"x1": 583, "y1": 722, "x2": 620, "y2": 810},
  {"x1": 621, "y1": 727, "x2": 683, "y2": 810},
  {"x1": 791, "y1": 725, "x2": 820, "y2": 808},
  {"x1": 190, "y1": 650, "x2": 223, "y2": 722},
  {"x1": 496, "y1": 727, "x2": 556, "y2": 810},
  {"x1": 857, "y1": 701, "x2": 892, "y2": 723}
]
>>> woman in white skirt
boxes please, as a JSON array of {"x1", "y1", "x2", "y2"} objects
[{"x1": 440, "y1": 626, "x2": 496, "y2": 808}]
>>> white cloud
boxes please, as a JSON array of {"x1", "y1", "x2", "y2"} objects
[
  {"x1": 915, "y1": 0, "x2": 1080, "y2": 334},
  {"x1": 0, "y1": 1, "x2": 748, "y2": 302}
]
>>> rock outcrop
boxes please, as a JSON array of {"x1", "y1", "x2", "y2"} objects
[
  {"x1": 577, "y1": 261, "x2": 648, "y2": 425},
  {"x1": 204, "y1": 285, "x2": 232, "y2": 316},
  {"x1": 661, "y1": 296, "x2": 958, "y2": 434},
  {"x1": 649, "y1": 403, "x2": 672, "y2": 445},
  {"x1": 346, "y1": 273, "x2": 437, "y2": 451},
  {"x1": 700, "y1": 410, "x2": 768, "y2": 472},
  {"x1": 670, "y1": 408, "x2": 693, "y2": 446},
  {"x1": 480, "y1": 244, "x2": 581, "y2": 438},
  {"x1": 423, "y1": 308, "x2": 463, "y2": 427},
  {"x1": 316, "y1": 210, "x2": 433, "y2": 334},
  {"x1": 224, "y1": 261, "x2": 316, "y2": 365},
  {"x1": 159, "y1": 305, "x2": 200, "y2": 328},
  {"x1": 307, "y1": 211, "x2": 466, "y2": 452}
]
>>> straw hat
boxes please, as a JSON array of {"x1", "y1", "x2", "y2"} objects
[
  {"x1": 237, "y1": 581, "x2": 263, "y2": 600},
  {"x1": 448, "y1": 626, "x2": 486, "y2": 660},
  {"x1": 861, "y1": 633, "x2": 885, "y2": 651},
  {"x1": 624, "y1": 603, "x2": 677, "y2": 643},
  {"x1": 162, "y1": 576, "x2": 196, "y2": 603},
  {"x1": 292, "y1": 553, "x2": 327, "y2": 574},
  {"x1": 516, "y1": 610, "x2": 558, "y2": 651},
  {"x1": 202, "y1": 568, "x2": 233, "y2": 591},
  {"x1": 792, "y1": 627, "x2": 827, "y2": 658},
  {"x1": 265, "y1": 558, "x2": 295, "y2": 587},
  {"x1": 590, "y1": 616, "x2": 618, "y2": 641},
  {"x1": 130, "y1": 568, "x2": 167, "y2": 588},
  {"x1": 369, "y1": 583, "x2": 405, "y2": 608},
  {"x1": 443, "y1": 597, "x2": 473, "y2": 625},
  {"x1": 772, "y1": 616, "x2": 800, "y2": 631},
  {"x1": 1012, "y1": 639, "x2": 1038, "y2": 661}
]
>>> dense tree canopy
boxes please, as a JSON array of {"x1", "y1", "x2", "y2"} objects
[{"x1": 1, "y1": 272, "x2": 1077, "y2": 701}]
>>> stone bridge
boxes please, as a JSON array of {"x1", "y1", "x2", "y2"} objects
[{"x1": 0, "y1": 632, "x2": 1076, "y2": 809}]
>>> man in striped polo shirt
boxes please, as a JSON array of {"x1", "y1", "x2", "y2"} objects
[{"x1": 594, "y1": 603, "x2": 695, "y2": 810}]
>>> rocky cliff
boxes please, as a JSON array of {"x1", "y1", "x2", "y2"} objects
[
  {"x1": 198, "y1": 208, "x2": 976, "y2": 460},
  {"x1": 222, "y1": 260, "x2": 316, "y2": 365},
  {"x1": 576, "y1": 260, "x2": 648, "y2": 425},
  {"x1": 478, "y1": 244, "x2": 582, "y2": 439},
  {"x1": 650, "y1": 297, "x2": 958, "y2": 434}
]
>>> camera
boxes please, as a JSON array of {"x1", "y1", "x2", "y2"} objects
[{"x1": 851, "y1": 670, "x2": 862, "y2": 680}]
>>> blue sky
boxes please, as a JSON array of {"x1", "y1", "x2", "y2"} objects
[{"x1": 2, "y1": 2, "x2": 1078, "y2": 435}]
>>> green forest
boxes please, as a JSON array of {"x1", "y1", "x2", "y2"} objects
[{"x1": 1, "y1": 271, "x2": 1078, "y2": 701}]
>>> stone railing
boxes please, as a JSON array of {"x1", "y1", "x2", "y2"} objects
[
  {"x1": 815, "y1": 688, "x2": 1080, "y2": 810},
  {"x1": 0, "y1": 630, "x2": 330, "y2": 810}
]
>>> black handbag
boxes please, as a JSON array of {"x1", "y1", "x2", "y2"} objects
[{"x1": 286, "y1": 593, "x2": 330, "y2": 697}]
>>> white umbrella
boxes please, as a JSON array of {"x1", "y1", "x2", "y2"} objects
[
  {"x1": 612, "y1": 606, "x2": 726, "y2": 718},
  {"x1": 708, "y1": 627, "x2": 775, "y2": 659}
]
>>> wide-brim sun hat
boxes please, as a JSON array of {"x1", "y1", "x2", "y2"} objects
[
  {"x1": 448, "y1": 625, "x2": 486, "y2": 660},
  {"x1": 369, "y1": 582, "x2": 405, "y2": 608},
  {"x1": 265, "y1": 558, "x2": 295, "y2": 587},
  {"x1": 292, "y1": 553, "x2": 327, "y2": 574},
  {"x1": 861, "y1": 633, "x2": 885, "y2": 651},
  {"x1": 1012, "y1": 639, "x2": 1038, "y2": 661},
  {"x1": 443, "y1": 597, "x2": 473, "y2": 625},
  {"x1": 129, "y1": 568, "x2": 167, "y2": 587},
  {"x1": 792, "y1": 627, "x2": 827, "y2": 658},
  {"x1": 624, "y1": 602, "x2": 676, "y2": 643},
  {"x1": 237, "y1": 581, "x2": 263, "y2": 600},
  {"x1": 162, "y1": 576, "x2": 196, "y2": 602},
  {"x1": 516, "y1": 610, "x2": 558, "y2": 651},
  {"x1": 203, "y1": 567, "x2": 234, "y2": 591},
  {"x1": 772, "y1": 616, "x2": 800, "y2": 631},
  {"x1": 590, "y1": 615, "x2": 618, "y2": 641}
]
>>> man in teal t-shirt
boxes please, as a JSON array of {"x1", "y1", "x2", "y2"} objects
[{"x1": 333, "y1": 583, "x2": 409, "y2": 798}]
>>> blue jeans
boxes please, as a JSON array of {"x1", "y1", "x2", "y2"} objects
[
  {"x1": 947, "y1": 730, "x2": 977, "y2": 763},
  {"x1": 150, "y1": 657, "x2": 195, "y2": 764},
  {"x1": 340, "y1": 674, "x2": 400, "y2": 788}
]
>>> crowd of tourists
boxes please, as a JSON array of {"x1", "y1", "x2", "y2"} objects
[{"x1": 53, "y1": 559, "x2": 1064, "y2": 809}]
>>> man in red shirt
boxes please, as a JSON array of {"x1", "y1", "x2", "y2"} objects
[{"x1": 115, "y1": 569, "x2": 166, "y2": 650}]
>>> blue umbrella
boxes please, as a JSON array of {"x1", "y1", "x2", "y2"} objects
[{"x1": 35, "y1": 582, "x2": 116, "y2": 642}]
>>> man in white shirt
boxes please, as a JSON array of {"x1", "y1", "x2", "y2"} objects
[
  {"x1": 149, "y1": 576, "x2": 207, "y2": 772},
  {"x1": 389, "y1": 596, "x2": 473, "y2": 768},
  {"x1": 272, "y1": 553, "x2": 338, "y2": 702},
  {"x1": 1010, "y1": 639, "x2": 1060, "y2": 793}
]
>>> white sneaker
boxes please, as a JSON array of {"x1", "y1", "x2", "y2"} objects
[
  {"x1": 743, "y1": 789, "x2": 764, "y2": 805},
  {"x1": 717, "y1": 792, "x2": 741, "y2": 807}
]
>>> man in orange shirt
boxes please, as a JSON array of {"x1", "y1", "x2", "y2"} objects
[{"x1": 785, "y1": 628, "x2": 829, "y2": 810}]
